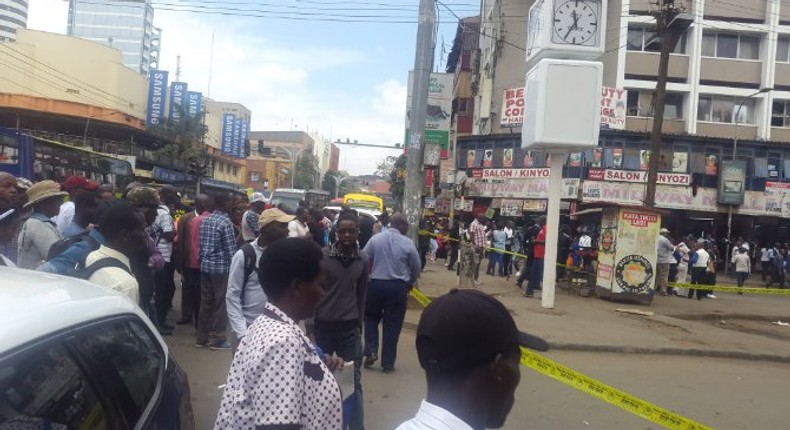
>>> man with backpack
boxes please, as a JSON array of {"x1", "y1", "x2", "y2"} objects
[
  {"x1": 83, "y1": 203, "x2": 149, "y2": 301},
  {"x1": 226, "y1": 207, "x2": 293, "y2": 349}
]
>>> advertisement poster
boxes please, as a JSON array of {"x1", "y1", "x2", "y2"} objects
[
  {"x1": 672, "y1": 152, "x2": 688, "y2": 173},
  {"x1": 406, "y1": 72, "x2": 453, "y2": 156},
  {"x1": 501, "y1": 88, "x2": 525, "y2": 126},
  {"x1": 613, "y1": 210, "x2": 659, "y2": 295},
  {"x1": 523, "y1": 151, "x2": 535, "y2": 167},
  {"x1": 239, "y1": 120, "x2": 249, "y2": 158},
  {"x1": 466, "y1": 178, "x2": 580, "y2": 199},
  {"x1": 466, "y1": 150, "x2": 476, "y2": 168},
  {"x1": 483, "y1": 149, "x2": 494, "y2": 167},
  {"x1": 718, "y1": 160, "x2": 746, "y2": 205},
  {"x1": 639, "y1": 150, "x2": 650, "y2": 170},
  {"x1": 592, "y1": 148, "x2": 603, "y2": 168},
  {"x1": 186, "y1": 91, "x2": 202, "y2": 118},
  {"x1": 503, "y1": 148, "x2": 514, "y2": 168},
  {"x1": 231, "y1": 116, "x2": 242, "y2": 157},
  {"x1": 424, "y1": 144, "x2": 441, "y2": 167},
  {"x1": 705, "y1": 154, "x2": 718, "y2": 175},
  {"x1": 765, "y1": 181, "x2": 790, "y2": 196},
  {"x1": 221, "y1": 113, "x2": 235, "y2": 155},
  {"x1": 522, "y1": 199, "x2": 548, "y2": 212},
  {"x1": 600, "y1": 87, "x2": 627, "y2": 130},
  {"x1": 613, "y1": 148, "x2": 623, "y2": 168},
  {"x1": 146, "y1": 69, "x2": 168, "y2": 126},
  {"x1": 569, "y1": 152, "x2": 582, "y2": 167},
  {"x1": 169, "y1": 82, "x2": 188, "y2": 122},
  {"x1": 500, "y1": 199, "x2": 523, "y2": 217}
]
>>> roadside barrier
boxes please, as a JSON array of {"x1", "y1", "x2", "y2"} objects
[{"x1": 408, "y1": 287, "x2": 713, "y2": 430}]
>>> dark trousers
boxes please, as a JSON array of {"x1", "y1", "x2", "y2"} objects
[
  {"x1": 761, "y1": 261, "x2": 770, "y2": 281},
  {"x1": 154, "y1": 261, "x2": 176, "y2": 325},
  {"x1": 517, "y1": 258, "x2": 533, "y2": 286},
  {"x1": 473, "y1": 248, "x2": 484, "y2": 281},
  {"x1": 447, "y1": 242, "x2": 459, "y2": 269},
  {"x1": 736, "y1": 271, "x2": 748, "y2": 287},
  {"x1": 181, "y1": 268, "x2": 201, "y2": 326},
  {"x1": 364, "y1": 279, "x2": 408, "y2": 369},
  {"x1": 689, "y1": 267, "x2": 709, "y2": 299},
  {"x1": 503, "y1": 245, "x2": 512, "y2": 277},
  {"x1": 197, "y1": 272, "x2": 229, "y2": 344},
  {"x1": 526, "y1": 258, "x2": 544, "y2": 295},
  {"x1": 315, "y1": 320, "x2": 364, "y2": 430},
  {"x1": 136, "y1": 267, "x2": 156, "y2": 322}
]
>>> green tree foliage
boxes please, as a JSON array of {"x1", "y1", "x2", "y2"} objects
[
  {"x1": 148, "y1": 106, "x2": 207, "y2": 165},
  {"x1": 377, "y1": 154, "x2": 407, "y2": 209},
  {"x1": 294, "y1": 152, "x2": 318, "y2": 189}
]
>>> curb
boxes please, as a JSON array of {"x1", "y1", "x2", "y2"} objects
[{"x1": 548, "y1": 343, "x2": 790, "y2": 363}]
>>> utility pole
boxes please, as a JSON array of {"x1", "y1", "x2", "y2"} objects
[
  {"x1": 404, "y1": 0, "x2": 436, "y2": 244},
  {"x1": 643, "y1": 0, "x2": 685, "y2": 207}
]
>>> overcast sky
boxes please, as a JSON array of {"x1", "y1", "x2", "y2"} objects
[{"x1": 27, "y1": 0, "x2": 475, "y2": 175}]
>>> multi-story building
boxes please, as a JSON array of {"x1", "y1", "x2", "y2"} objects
[
  {"x1": 203, "y1": 99, "x2": 250, "y2": 189},
  {"x1": 447, "y1": 16, "x2": 479, "y2": 138},
  {"x1": 249, "y1": 130, "x2": 320, "y2": 188},
  {"x1": 455, "y1": 0, "x2": 790, "y2": 242},
  {"x1": 329, "y1": 143, "x2": 340, "y2": 171},
  {"x1": 0, "y1": 0, "x2": 27, "y2": 41},
  {"x1": 67, "y1": 0, "x2": 161, "y2": 74}
]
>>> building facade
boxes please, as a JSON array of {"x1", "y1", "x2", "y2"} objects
[
  {"x1": 0, "y1": 0, "x2": 27, "y2": 41},
  {"x1": 249, "y1": 130, "x2": 320, "y2": 188},
  {"x1": 67, "y1": 0, "x2": 161, "y2": 74},
  {"x1": 203, "y1": 99, "x2": 250, "y2": 187},
  {"x1": 447, "y1": 16, "x2": 479, "y2": 138}
]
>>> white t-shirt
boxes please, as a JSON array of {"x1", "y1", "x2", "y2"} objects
[
  {"x1": 396, "y1": 400, "x2": 474, "y2": 430},
  {"x1": 55, "y1": 201, "x2": 75, "y2": 234},
  {"x1": 288, "y1": 219, "x2": 310, "y2": 239},
  {"x1": 152, "y1": 205, "x2": 175, "y2": 262},
  {"x1": 85, "y1": 246, "x2": 139, "y2": 303}
]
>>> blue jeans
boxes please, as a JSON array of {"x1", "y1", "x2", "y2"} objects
[
  {"x1": 526, "y1": 258, "x2": 544, "y2": 295},
  {"x1": 364, "y1": 279, "x2": 408, "y2": 369},
  {"x1": 487, "y1": 252, "x2": 504, "y2": 276}
]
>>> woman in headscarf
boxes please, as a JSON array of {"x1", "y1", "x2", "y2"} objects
[{"x1": 215, "y1": 238, "x2": 344, "y2": 430}]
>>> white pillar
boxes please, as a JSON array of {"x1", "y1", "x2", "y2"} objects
[{"x1": 541, "y1": 152, "x2": 564, "y2": 309}]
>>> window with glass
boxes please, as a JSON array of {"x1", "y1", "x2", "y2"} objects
[
  {"x1": 772, "y1": 100, "x2": 790, "y2": 127},
  {"x1": 626, "y1": 90, "x2": 684, "y2": 119},
  {"x1": 697, "y1": 95, "x2": 756, "y2": 124},
  {"x1": 627, "y1": 25, "x2": 686, "y2": 54},
  {"x1": 777, "y1": 35, "x2": 790, "y2": 62},
  {"x1": 701, "y1": 31, "x2": 761, "y2": 60}
]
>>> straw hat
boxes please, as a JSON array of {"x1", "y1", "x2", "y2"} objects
[{"x1": 23, "y1": 180, "x2": 67, "y2": 208}]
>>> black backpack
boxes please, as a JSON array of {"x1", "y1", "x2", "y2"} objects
[
  {"x1": 240, "y1": 243, "x2": 258, "y2": 306},
  {"x1": 79, "y1": 257, "x2": 132, "y2": 280}
]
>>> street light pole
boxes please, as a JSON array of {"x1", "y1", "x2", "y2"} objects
[
  {"x1": 725, "y1": 87, "x2": 772, "y2": 274},
  {"x1": 289, "y1": 147, "x2": 310, "y2": 189},
  {"x1": 329, "y1": 174, "x2": 348, "y2": 198}
]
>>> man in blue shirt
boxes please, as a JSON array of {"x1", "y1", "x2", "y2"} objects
[
  {"x1": 362, "y1": 213, "x2": 421, "y2": 373},
  {"x1": 198, "y1": 193, "x2": 238, "y2": 350}
]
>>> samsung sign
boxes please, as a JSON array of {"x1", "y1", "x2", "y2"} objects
[
  {"x1": 231, "y1": 116, "x2": 242, "y2": 157},
  {"x1": 169, "y1": 82, "x2": 188, "y2": 122},
  {"x1": 186, "y1": 91, "x2": 202, "y2": 118},
  {"x1": 221, "y1": 113, "x2": 235, "y2": 155},
  {"x1": 146, "y1": 70, "x2": 169, "y2": 126}
]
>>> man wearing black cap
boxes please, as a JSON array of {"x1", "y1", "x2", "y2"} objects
[{"x1": 396, "y1": 289, "x2": 548, "y2": 430}]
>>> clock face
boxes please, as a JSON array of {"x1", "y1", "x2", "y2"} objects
[{"x1": 552, "y1": 0, "x2": 600, "y2": 46}]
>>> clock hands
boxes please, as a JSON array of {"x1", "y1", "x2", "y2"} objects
[{"x1": 564, "y1": 10, "x2": 579, "y2": 40}]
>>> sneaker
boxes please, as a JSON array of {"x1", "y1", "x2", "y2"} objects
[
  {"x1": 707, "y1": 294, "x2": 717, "y2": 299},
  {"x1": 209, "y1": 340, "x2": 232, "y2": 350},
  {"x1": 363, "y1": 353, "x2": 378, "y2": 368},
  {"x1": 382, "y1": 366, "x2": 395, "y2": 374},
  {"x1": 194, "y1": 341, "x2": 209, "y2": 348}
]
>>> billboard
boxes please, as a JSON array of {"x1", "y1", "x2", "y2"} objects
[
  {"x1": 146, "y1": 70, "x2": 168, "y2": 126},
  {"x1": 405, "y1": 72, "x2": 453, "y2": 157},
  {"x1": 231, "y1": 116, "x2": 243, "y2": 157},
  {"x1": 186, "y1": 91, "x2": 202, "y2": 118},
  {"x1": 600, "y1": 87, "x2": 627, "y2": 130},
  {"x1": 239, "y1": 119, "x2": 249, "y2": 158},
  {"x1": 718, "y1": 160, "x2": 747, "y2": 205},
  {"x1": 501, "y1": 87, "x2": 525, "y2": 126},
  {"x1": 221, "y1": 113, "x2": 235, "y2": 155},
  {"x1": 169, "y1": 82, "x2": 188, "y2": 122}
]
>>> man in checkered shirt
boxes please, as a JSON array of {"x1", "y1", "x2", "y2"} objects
[
  {"x1": 197, "y1": 192, "x2": 238, "y2": 350},
  {"x1": 468, "y1": 215, "x2": 488, "y2": 285}
]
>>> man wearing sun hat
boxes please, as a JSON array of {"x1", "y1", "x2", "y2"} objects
[
  {"x1": 16, "y1": 180, "x2": 67, "y2": 268},
  {"x1": 656, "y1": 228, "x2": 675, "y2": 296},
  {"x1": 55, "y1": 176, "x2": 100, "y2": 234},
  {"x1": 396, "y1": 288, "x2": 548, "y2": 430},
  {"x1": 226, "y1": 207, "x2": 294, "y2": 349}
]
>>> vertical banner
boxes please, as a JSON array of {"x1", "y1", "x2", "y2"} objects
[
  {"x1": 221, "y1": 113, "x2": 235, "y2": 155},
  {"x1": 483, "y1": 149, "x2": 493, "y2": 167},
  {"x1": 186, "y1": 91, "x2": 202, "y2": 118},
  {"x1": 500, "y1": 88, "x2": 525, "y2": 126},
  {"x1": 524, "y1": 151, "x2": 534, "y2": 167},
  {"x1": 503, "y1": 148, "x2": 514, "y2": 168},
  {"x1": 169, "y1": 82, "x2": 188, "y2": 122},
  {"x1": 592, "y1": 148, "x2": 603, "y2": 167},
  {"x1": 672, "y1": 152, "x2": 688, "y2": 173},
  {"x1": 569, "y1": 152, "x2": 582, "y2": 167},
  {"x1": 239, "y1": 119, "x2": 249, "y2": 158},
  {"x1": 705, "y1": 154, "x2": 718, "y2": 175},
  {"x1": 146, "y1": 70, "x2": 168, "y2": 126},
  {"x1": 613, "y1": 148, "x2": 623, "y2": 168},
  {"x1": 405, "y1": 72, "x2": 454, "y2": 158},
  {"x1": 640, "y1": 150, "x2": 650, "y2": 170},
  {"x1": 600, "y1": 87, "x2": 627, "y2": 130},
  {"x1": 466, "y1": 150, "x2": 476, "y2": 168},
  {"x1": 718, "y1": 160, "x2": 746, "y2": 205},
  {"x1": 231, "y1": 116, "x2": 243, "y2": 157}
]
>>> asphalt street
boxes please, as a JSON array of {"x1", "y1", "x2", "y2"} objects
[{"x1": 166, "y1": 324, "x2": 790, "y2": 430}]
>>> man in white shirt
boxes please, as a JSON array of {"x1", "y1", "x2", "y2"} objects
[
  {"x1": 241, "y1": 192, "x2": 266, "y2": 242},
  {"x1": 153, "y1": 186, "x2": 178, "y2": 330},
  {"x1": 288, "y1": 206, "x2": 311, "y2": 239},
  {"x1": 85, "y1": 203, "x2": 149, "y2": 303},
  {"x1": 226, "y1": 208, "x2": 293, "y2": 348},
  {"x1": 396, "y1": 289, "x2": 548, "y2": 430}
]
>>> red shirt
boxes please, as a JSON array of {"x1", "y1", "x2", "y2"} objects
[
  {"x1": 188, "y1": 211, "x2": 211, "y2": 269},
  {"x1": 533, "y1": 226, "x2": 547, "y2": 259}
]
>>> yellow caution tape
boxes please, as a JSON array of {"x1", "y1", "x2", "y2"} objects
[
  {"x1": 408, "y1": 289, "x2": 713, "y2": 430},
  {"x1": 669, "y1": 282, "x2": 790, "y2": 295}
]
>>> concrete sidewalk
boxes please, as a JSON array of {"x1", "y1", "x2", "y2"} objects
[{"x1": 408, "y1": 262, "x2": 790, "y2": 362}]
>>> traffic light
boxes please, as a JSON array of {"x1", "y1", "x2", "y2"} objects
[{"x1": 243, "y1": 139, "x2": 251, "y2": 158}]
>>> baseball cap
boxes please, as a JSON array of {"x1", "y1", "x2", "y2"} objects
[
  {"x1": 126, "y1": 186, "x2": 160, "y2": 207},
  {"x1": 259, "y1": 208, "x2": 295, "y2": 227},
  {"x1": 416, "y1": 289, "x2": 548, "y2": 376},
  {"x1": 660, "y1": 228, "x2": 670, "y2": 234},
  {"x1": 250, "y1": 192, "x2": 266, "y2": 204},
  {"x1": 62, "y1": 176, "x2": 100, "y2": 192}
]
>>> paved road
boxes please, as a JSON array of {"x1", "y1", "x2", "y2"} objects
[{"x1": 166, "y1": 325, "x2": 790, "y2": 430}]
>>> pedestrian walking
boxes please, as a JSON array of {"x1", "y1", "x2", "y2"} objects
[
  {"x1": 316, "y1": 210, "x2": 369, "y2": 430},
  {"x1": 215, "y1": 238, "x2": 344, "y2": 430},
  {"x1": 17, "y1": 180, "x2": 66, "y2": 269},
  {"x1": 226, "y1": 208, "x2": 293, "y2": 348},
  {"x1": 656, "y1": 228, "x2": 675, "y2": 296},
  {"x1": 197, "y1": 192, "x2": 238, "y2": 350},
  {"x1": 674, "y1": 240, "x2": 691, "y2": 296},
  {"x1": 362, "y1": 214, "x2": 421, "y2": 373},
  {"x1": 688, "y1": 240, "x2": 711, "y2": 300},
  {"x1": 174, "y1": 194, "x2": 212, "y2": 327},
  {"x1": 515, "y1": 218, "x2": 542, "y2": 289},
  {"x1": 288, "y1": 206, "x2": 312, "y2": 239},
  {"x1": 152, "y1": 186, "x2": 178, "y2": 332},
  {"x1": 486, "y1": 222, "x2": 506, "y2": 277},
  {"x1": 733, "y1": 247, "x2": 751, "y2": 293},
  {"x1": 760, "y1": 245, "x2": 771, "y2": 281},
  {"x1": 523, "y1": 216, "x2": 547, "y2": 298},
  {"x1": 395, "y1": 289, "x2": 548, "y2": 430},
  {"x1": 467, "y1": 215, "x2": 487, "y2": 286}
]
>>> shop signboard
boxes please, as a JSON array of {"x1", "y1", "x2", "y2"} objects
[
  {"x1": 586, "y1": 169, "x2": 690, "y2": 185},
  {"x1": 474, "y1": 168, "x2": 550, "y2": 179},
  {"x1": 718, "y1": 160, "x2": 746, "y2": 205},
  {"x1": 501, "y1": 87, "x2": 525, "y2": 126},
  {"x1": 406, "y1": 72, "x2": 453, "y2": 157},
  {"x1": 600, "y1": 87, "x2": 627, "y2": 130},
  {"x1": 146, "y1": 69, "x2": 168, "y2": 126},
  {"x1": 453, "y1": 198, "x2": 474, "y2": 212},
  {"x1": 522, "y1": 199, "x2": 548, "y2": 212},
  {"x1": 424, "y1": 197, "x2": 437, "y2": 209},
  {"x1": 765, "y1": 181, "x2": 790, "y2": 196},
  {"x1": 466, "y1": 177, "x2": 579, "y2": 199},
  {"x1": 500, "y1": 199, "x2": 523, "y2": 216}
]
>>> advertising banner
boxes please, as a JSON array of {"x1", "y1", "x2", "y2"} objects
[
  {"x1": 405, "y1": 72, "x2": 453, "y2": 156},
  {"x1": 705, "y1": 154, "x2": 718, "y2": 175},
  {"x1": 146, "y1": 70, "x2": 168, "y2": 126},
  {"x1": 168, "y1": 82, "x2": 188, "y2": 123},
  {"x1": 672, "y1": 152, "x2": 688, "y2": 173},
  {"x1": 522, "y1": 199, "x2": 548, "y2": 212},
  {"x1": 466, "y1": 150, "x2": 476, "y2": 168},
  {"x1": 466, "y1": 178, "x2": 580, "y2": 199},
  {"x1": 231, "y1": 116, "x2": 243, "y2": 158},
  {"x1": 453, "y1": 199, "x2": 474, "y2": 212},
  {"x1": 592, "y1": 148, "x2": 603, "y2": 167},
  {"x1": 600, "y1": 87, "x2": 627, "y2": 130},
  {"x1": 239, "y1": 120, "x2": 249, "y2": 158},
  {"x1": 483, "y1": 149, "x2": 493, "y2": 167},
  {"x1": 503, "y1": 148, "x2": 514, "y2": 168},
  {"x1": 569, "y1": 152, "x2": 582, "y2": 167},
  {"x1": 613, "y1": 148, "x2": 623, "y2": 168},
  {"x1": 586, "y1": 169, "x2": 690, "y2": 186},
  {"x1": 221, "y1": 113, "x2": 235, "y2": 155},
  {"x1": 718, "y1": 160, "x2": 746, "y2": 205},
  {"x1": 500, "y1": 199, "x2": 523, "y2": 216},
  {"x1": 500, "y1": 87, "x2": 525, "y2": 126},
  {"x1": 765, "y1": 181, "x2": 790, "y2": 196},
  {"x1": 186, "y1": 91, "x2": 202, "y2": 118},
  {"x1": 639, "y1": 150, "x2": 650, "y2": 170},
  {"x1": 523, "y1": 151, "x2": 535, "y2": 167}
]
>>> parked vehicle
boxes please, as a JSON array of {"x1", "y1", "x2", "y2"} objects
[
  {"x1": 0, "y1": 268, "x2": 194, "y2": 430},
  {"x1": 343, "y1": 193, "x2": 384, "y2": 215},
  {"x1": 271, "y1": 188, "x2": 330, "y2": 212}
]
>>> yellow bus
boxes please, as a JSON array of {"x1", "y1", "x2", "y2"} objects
[{"x1": 343, "y1": 193, "x2": 384, "y2": 214}]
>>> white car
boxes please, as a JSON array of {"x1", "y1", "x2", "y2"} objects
[
  {"x1": 323, "y1": 206, "x2": 380, "y2": 220},
  {"x1": 0, "y1": 268, "x2": 194, "y2": 429}
]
